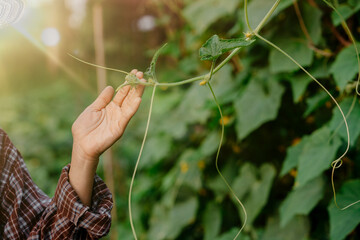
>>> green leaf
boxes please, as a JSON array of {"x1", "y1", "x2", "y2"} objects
[
  {"x1": 296, "y1": 127, "x2": 342, "y2": 186},
  {"x1": 203, "y1": 202, "x2": 222, "y2": 240},
  {"x1": 285, "y1": 74, "x2": 312, "y2": 103},
  {"x1": 158, "y1": 83, "x2": 211, "y2": 139},
  {"x1": 211, "y1": 64, "x2": 242, "y2": 105},
  {"x1": 328, "y1": 179, "x2": 360, "y2": 240},
  {"x1": 331, "y1": 3, "x2": 360, "y2": 26},
  {"x1": 262, "y1": 215, "x2": 310, "y2": 240},
  {"x1": 199, "y1": 131, "x2": 221, "y2": 157},
  {"x1": 139, "y1": 134, "x2": 172, "y2": 169},
  {"x1": 303, "y1": 91, "x2": 330, "y2": 117},
  {"x1": 269, "y1": 38, "x2": 313, "y2": 73},
  {"x1": 330, "y1": 43, "x2": 360, "y2": 91},
  {"x1": 234, "y1": 77, "x2": 285, "y2": 140},
  {"x1": 231, "y1": 163, "x2": 276, "y2": 225},
  {"x1": 206, "y1": 161, "x2": 238, "y2": 202},
  {"x1": 183, "y1": 0, "x2": 239, "y2": 35},
  {"x1": 246, "y1": 0, "x2": 294, "y2": 30},
  {"x1": 329, "y1": 97, "x2": 360, "y2": 146},
  {"x1": 148, "y1": 197, "x2": 198, "y2": 239},
  {"x1": 302, "y1": 1, "x2": 323, "y2": 44},
  {"x1": 199, "y1": 35, "x2": 255, "y2": 61},
  {"x1": 279, "y1": 176, "x2": 325, "y2": 227},
  {"x1": 214, "y1": 228, "x2": 250, "y2": 240},
  {"x1": 280, "y1": 137, "x2": 308, "y2": 176},
  {"x1": 178, "y1": 149, "x2": 203, "y2": 191}
]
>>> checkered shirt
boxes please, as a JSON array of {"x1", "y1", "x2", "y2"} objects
[{"x1": 0, "y1": 129, "x2": 113, "y2": 239}]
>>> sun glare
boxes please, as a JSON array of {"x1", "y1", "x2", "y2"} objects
[{"x1": 41, "y1": 27, "x2": 60, "y2": 46}]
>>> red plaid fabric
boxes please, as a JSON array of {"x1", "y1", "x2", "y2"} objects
[{"x1": 0, "y1": 129, "x2": 113, "y2": 239}]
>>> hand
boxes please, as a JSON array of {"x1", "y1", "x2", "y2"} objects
[{"x1": 71, "y1": 69, "x2": 145, "y2": 162}]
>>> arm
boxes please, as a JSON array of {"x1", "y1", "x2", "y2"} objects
[{"x1": 69, "y1": 69, "x2": 145, "y2": 206}]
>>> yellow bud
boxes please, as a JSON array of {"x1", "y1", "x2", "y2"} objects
[{"x1": 199, "y1": 80, "x2": 207, "y2": 86}]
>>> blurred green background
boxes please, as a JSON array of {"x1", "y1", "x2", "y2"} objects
[{"x1": 1, "y1": 0, "x2": 360, "y2": 239}]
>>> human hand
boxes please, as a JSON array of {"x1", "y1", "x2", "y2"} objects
[{"x1": 71, "y1": 69, "x2": 145, "y2": 163}]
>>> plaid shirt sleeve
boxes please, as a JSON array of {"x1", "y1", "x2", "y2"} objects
[{"x1": 0, "y1": 129, "x2": 113, "y2": 239}]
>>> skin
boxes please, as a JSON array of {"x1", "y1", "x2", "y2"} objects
[{"x1": 69, "y1": 69, "x2": 145, "y2": 206}]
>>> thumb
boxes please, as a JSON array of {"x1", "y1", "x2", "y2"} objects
[{"x1": 90, "y1": 86, "x2": 114, "y2": 110}]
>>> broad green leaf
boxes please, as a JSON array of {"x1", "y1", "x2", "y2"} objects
[
  {"x1": 234, "y1": 77, "x2": 285, "y2": 140},
  {"x1": 303, "y1": 1, "x2": 323, "y2": 44},
  {"x1": 183, "y1": 0, "x2": 239, "y2": 35},
  {"x1": 159, "y1": 83, "x2": 211, "y2": 139},
  {"x1": 199, "y1": 131, "x2": 221, "y2": 157},
  {"x1": 206, "y1": 160, "x2": 238, "y2": 202},
  {"x1": 214, "y1": 228, "x2": 250, "y2": 240},
  {"x1": 148, "y1": 197, "x2": 198, "y2": 240},
  {"x1": 211, "y1": 64, "x2": 243, "y2": 105},
  {"x1": 331, "y1": 3, "x2": 360, "y2": 26},
  {"x1": 329, "y1": 97, "x2": 360, "y2": 146},
  {"x1": 161, "y1": 149, "x2": 203, "y2": 196},
  {"x1": 178, "y1": 149, "x2": 203, "y2": 191},
  {"x1": 262, "y1": 215, "x2": 310, "y2": 240},
  {"x1": 232, "y1": 163, "x2": 276, "y2": 225},
  {"x1": 303, "y1": 91, "x2": 330, "y2": 117},
  {"x1": 203, "y1": 202, "x2": 222, "y2": 240},
  {"x1": 296, "y1": 127, "x2": 342, "y2": 186},
  {"x1": 280, "y1": 136, "x2": 308, "y2": 176},
  {"x1": 139, "y1": 134, "x2": 172, "y2": 168},
  {"x1": 330, "y1": 43, "x2": 360, "y2": 91},
  {"x1": 285, "y1": 74, "x2": 312, "y2": 103},
  {"x1": 269, "y1": 38, "x2": 313, "y2": 73},
  {"x1": 279, "y1": 176, "x2": 325, "y2": 227},
  {"x1": 328, "y1": 179, "x2": 360, "y2": 240},
  {"x1": 199, "y1": 35, "x2": 255, "y2": 61},
  {"x1": 246, "y1": 0, "x2": 294, "y2": 30}
]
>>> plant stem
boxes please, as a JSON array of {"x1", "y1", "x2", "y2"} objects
[
  {"x1": 69, "y1": 54, "x2": 130, "y2": 75},
  {"x1": 244, "y1": 0, "x2": 253, "y2": 32},
  {"x1": 128, "y1": 85, "x2": 157, "y2": 240},
  {"x1": 156, "y1": 75, "x2": 206, "y2": 87},
  {"x1": 253, "y1": 0, "x2": 281, "y2": 34},
  {"x1": 157, "y1": 47, "x2": 242, "y2": 87},
  {"x1": 208, "y1": 83, "x2": 247, "y2": 239}
]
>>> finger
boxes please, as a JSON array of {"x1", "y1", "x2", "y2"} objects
[
  {"x1": 119, "y1": 97, "x2": 142, "y2": 127},
  {"x1": 113, "y1": 85, "x2": 131, "y2": 106},
  {"x1": 90, "y1": 86, "x2": 114, "y2": 110},
  {"x1": 135, "y1": 71, "x2": 143, "y2": 79}
]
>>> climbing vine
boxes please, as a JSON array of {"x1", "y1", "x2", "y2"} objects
[{"x1": 73, "y1": 0, "x2": 360, "y2": 239}]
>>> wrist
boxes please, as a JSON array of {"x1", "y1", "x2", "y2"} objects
[{"x1": 72, "y1": 141, "x2": 99, "y2": 164}]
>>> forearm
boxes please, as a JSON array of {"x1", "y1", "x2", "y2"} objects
[{"x1": 69, "y1": 144, "x2": 99, "y2": 207}]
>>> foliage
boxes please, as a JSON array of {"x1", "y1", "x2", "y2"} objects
[
  {"x1": 1, "y1": 0, "x2": 360, "y2": 240},
  {"x1": 118, "y1": 0, "x2": 360, "y2": 239}
]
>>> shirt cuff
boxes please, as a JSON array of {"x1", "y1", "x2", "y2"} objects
[{"x1": 53, "y1": 164, "x2": 113, "y2": 237}]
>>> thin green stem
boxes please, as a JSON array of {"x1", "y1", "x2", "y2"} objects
[
  {"x1": 208, "y1": 83, "x2": 247, "y2": 239},
  {"x1": 253, "y1": 0, "x2": 281, "y2": 34},
  {"x1": 156, "y1": 75, "x2": 206, "y2": 87},
  {"x1": 69, "y1": 53, "x2": 130, "y2": 75},
  {"x1": 244, "y1": 0, "x2": 253, "y2": 32},
  {"x1": 128, "y1": 86, "x2": 157, "y2": 240},
  {"x1": 157, "y1": 47, "x2": 242, "y2": 87}
]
